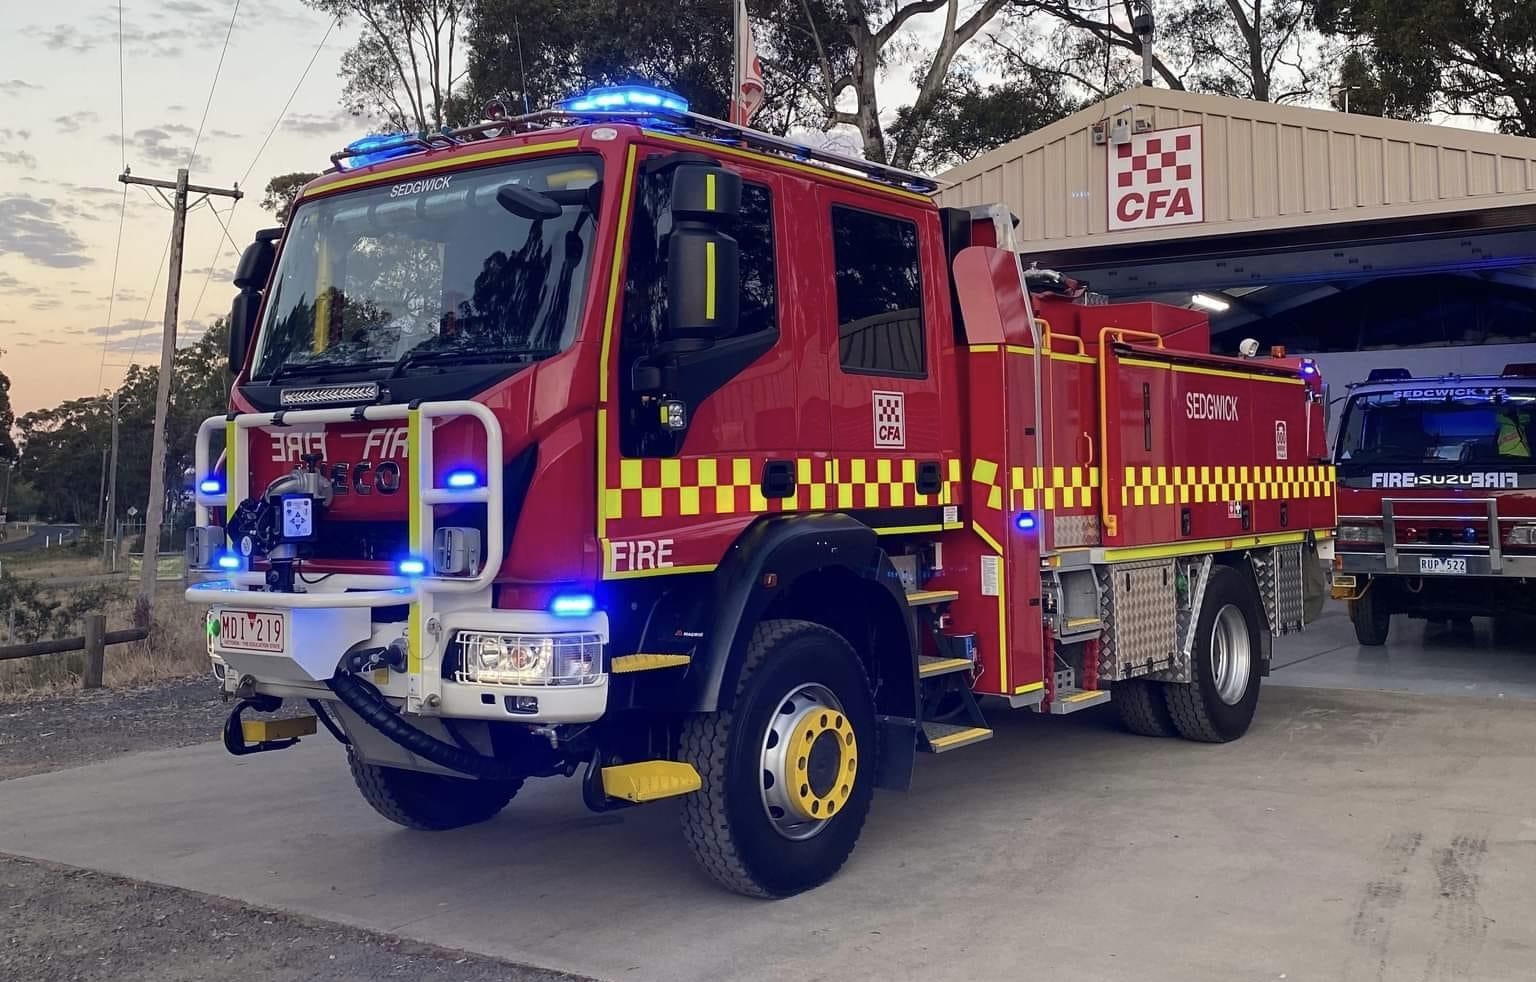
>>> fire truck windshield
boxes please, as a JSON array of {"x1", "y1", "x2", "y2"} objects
[
  {"x1": 1336, "y1": 386, "x2": 1536, "y2": 468},
  {"x1": 250, "y1": 153, "x2": 603, "y2": 382}
]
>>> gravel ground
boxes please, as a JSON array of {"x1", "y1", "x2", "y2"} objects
[
  {"x1": 1, "y1": 679, "x2": 597, "y2": 982},
  {"x1": 0, "y1": 855, "x2": 591, "y2": 982},
  {"x1": 0, "y1": 676, "x2": 230, "y2": 781}
]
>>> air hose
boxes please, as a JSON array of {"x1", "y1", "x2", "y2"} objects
[{"x1": 325, "y1": 671, "x2": 522, "y2": 781}]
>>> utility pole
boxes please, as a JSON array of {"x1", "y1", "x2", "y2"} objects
[
  {"x1": 104, "y1": 389, "x2": 119, "y2": 561},
  {"x1": 119, "y1": 167, "x2": 242, "y2": 616},
  {"x1": 1133, "y1": 2, "x2": 1156, "y2": 87}
]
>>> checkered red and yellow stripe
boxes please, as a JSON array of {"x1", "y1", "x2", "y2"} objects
[
  {"x1": 1120, "y1": 464, "x2": 1336, "y2": 507},
  {"x1": 604, "y1": 457, "x2": 963, "y2": 521}
]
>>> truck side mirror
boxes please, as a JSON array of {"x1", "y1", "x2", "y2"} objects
[
  {"x1": 663, "y1": 164, "x2": 741, "y2": 348},
  {"x1": 229, "y1": 232, "x2": 279, "y2": 375},
  {"x1": 228, "y1": 291, "x2": 260, "y2": 374}
]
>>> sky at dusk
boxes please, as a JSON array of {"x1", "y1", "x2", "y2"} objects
[{"x1": 0, "y1": 0, "x2": 363, "y2": 417}]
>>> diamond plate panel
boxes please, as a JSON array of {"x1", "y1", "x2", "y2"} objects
[
  {"x1": 1275, "y1": 544, "x2": 1304, "y2": 634},
  {"x1": 1052, "y1": 514, "x2": 1101, "y2": 549},
  {"x1": 1098, "y1": 559, "x2": 1176, "y2": 681}
]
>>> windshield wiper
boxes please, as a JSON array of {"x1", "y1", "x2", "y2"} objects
[
  {"x1": 389, "y1": 347, "x2": 556, "y2": 377},
  {"x1": 266, "y1": 359, "x2": 393, "y2": 385}
]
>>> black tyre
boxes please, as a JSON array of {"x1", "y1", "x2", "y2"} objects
[
  {"x1": 1113, "y1": 678, "x2": 1178, "y2": 737},
  {"x1": 1163, "y1": 565, "x2": 1264, "y2": 743},
  {"x1": 679, "y1": 618, "x2": 877, "y2": 898},
  {"x1": 347, "y1": 749, "x2": 521, "y2": 831},
  {"x1": 1350, "y1": 583, "x2": 1391, "y2": 646}
]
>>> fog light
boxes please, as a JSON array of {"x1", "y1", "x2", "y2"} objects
[{"x1": 454, "y1": 631, "x2": 603, "y2": 686}]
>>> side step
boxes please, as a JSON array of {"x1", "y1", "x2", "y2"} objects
[
  {"x1": 1048, "y1": 688, "x2": 1112, "y2": 714},
  {"x1": 906, "y1": 589, "x2": 960, "y2": 607},
  {"x1": 918, "y1": 655, "x2": 973, "y2": 679},
  {"x1": 599, "y1": 761, "x2": 702, "y2": 803},
  {"x1": 610, "y1": 653, "x2": 691, "y2": 673},
  {"x1": 920, "y1": 721, "x2": 994, "y2": 753}
]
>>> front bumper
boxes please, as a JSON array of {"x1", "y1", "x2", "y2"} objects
[
  {"x1": 197, "y1": 581, "x2": 611, "y2": 724},
  {"x1": 1335, "y1": 551, "x2": 1536, "y2": 579}
]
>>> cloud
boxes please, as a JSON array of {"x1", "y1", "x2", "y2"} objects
[
  {"x1": 119, "y1": 127, "x2": 213, "y2": 170},
  {"x1": 0, "y1": 80, "x2": 39, "y2": 96},
  {"x1": 0, "y1": 151, "x2": 37, "y2": 169},
  {"x1": 282, "y1": 111, "x2": 354, "y2": 137},
  {"x1": 0, "y1": 196, "x2": 93, "y2": 268},
  {"x1": 30, "y1": 298, "x2": 62, "y2": 311},
  {"x1": 187, "y1": 265, "x2": 235, "y2": 280},
  {"x1": 85, "y1": 319, "x2": 156, "y2": 339},
  {"x1": 53, "y1": 111, "x2": 97, "y2": 134},
  {"x1": 0, "y1": 128, "x2": 33, "y2": 142}
]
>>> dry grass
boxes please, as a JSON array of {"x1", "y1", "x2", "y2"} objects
[{"x1": 0, "y1": 582, "x2": 210, "y2": 700}]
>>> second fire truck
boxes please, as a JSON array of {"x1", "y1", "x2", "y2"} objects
[
  {"x1": 187, "y1": 86, "x2": 1335, "y2": 897},
  {"x1": 1332, "y1": 367, "x2": 1536, "y2": 643}
]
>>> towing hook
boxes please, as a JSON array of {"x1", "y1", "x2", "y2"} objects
[{"x1": 222, "y1": 697, "x2": 314, "y2": 757}]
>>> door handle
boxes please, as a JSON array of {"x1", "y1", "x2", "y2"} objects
[{"x1": 761, "y1": 460, "x2": 795, "y2": 499}]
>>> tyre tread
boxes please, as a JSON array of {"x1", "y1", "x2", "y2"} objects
[
  {"x1": 678, "y1": 618, "x2": 871, "y2": 898},
  {"x1": 347, "y1": 750, "x2": 520, "y2": 831},
  {"x1": 1114, "y1": 679, "x2": 1178, "y2": 737}
]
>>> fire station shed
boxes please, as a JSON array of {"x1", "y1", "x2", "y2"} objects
[{"x1": 936, "y1": 87, "x2": 1536, "y2": 389}]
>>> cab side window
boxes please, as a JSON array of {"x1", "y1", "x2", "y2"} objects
[
  {"x1": 831, "y1": 206, "x2": 925, "y2": 378},
  {"x1": 618, "y1": 169, "x2": 779, "y2": 456}
]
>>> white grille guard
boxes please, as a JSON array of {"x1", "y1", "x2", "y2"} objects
[{"x1": 186, "y1": 399, "x2": 505, "y2": 609}]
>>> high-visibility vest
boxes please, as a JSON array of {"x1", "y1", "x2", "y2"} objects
[{"x1": 1498, "y1": 413, "x2": 1530, "y2": 457}]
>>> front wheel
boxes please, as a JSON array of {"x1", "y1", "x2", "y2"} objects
[
  {"x1": 347, "y1": 750, "x2": 521, "y2": 831},
  {"x1": 679, "y1": 619, "x2": 877, "y2": 898},
  {"x1": 1164, "y1": 565, "x2": 1264, "y2": 743},
  {"x1": 1350, "y1": 582, "x2": 1391, "y2": 646}
]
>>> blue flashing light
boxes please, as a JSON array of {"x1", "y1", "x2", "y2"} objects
[
  {"x1": 445, "y1": 469, "x2": 480, "y2": 489},
  {"x1": 215, "y1": 553, "x2": 242, "y2": 571},
  {"x1": 397, "y1": 557, "x2": 428, "y2": 576},
  {"x1": 560, "y1": 85, "x2": 689, "y2": 116},
  {"x1": 1300, "y1": 358, "x2": 1318, "y2": 377},
  {"x1": 550, "y1": 592, "x2": 595, "y2": 618},
  {"x1": 1015, "y1": 512, "x2": 1037, "y2": 531},
  {"x1": 199, "y1": 477, "x2": 223, "y2": 495},
  {"x1": 337, "y1": 132, "x2": 420, "y2": 171}
]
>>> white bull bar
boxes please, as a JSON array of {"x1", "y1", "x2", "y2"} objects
[{"x1": 186, "y1": 400, "x2": 507, "y2": 713}]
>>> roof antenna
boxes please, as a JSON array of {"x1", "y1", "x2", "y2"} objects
[
  {"x1": 514, "y1": 15, "x2": 531, "y2": 114},
  {"x1": 1133, "y1": 1, "x2": 1156, "y2": 87}
]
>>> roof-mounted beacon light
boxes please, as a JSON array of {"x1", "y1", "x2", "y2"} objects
[{"x1": 559, "y1": 85, "x2": 689, "y2": 116}]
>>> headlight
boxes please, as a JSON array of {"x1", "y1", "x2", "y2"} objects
[
  {"x1": 1509, "y1": 524, "x2": 1536, "y2": 545},
  {"x1": 454, "y1": 631, "x2": 603, "y2": 686},
  {"x1": 1338, "y1": 524, "x2": 1384, "y2": 544}
]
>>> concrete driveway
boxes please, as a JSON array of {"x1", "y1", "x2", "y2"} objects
[{"x1": 1, "y1": 670, "x2": 1533, "y2": 981}]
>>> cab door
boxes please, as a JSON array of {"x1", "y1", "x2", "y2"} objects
[{"x1": 815, "y1": 184, "x2": 953, "y2": 524}]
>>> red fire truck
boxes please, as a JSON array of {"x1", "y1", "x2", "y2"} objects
[
  {"x1": 1331, "y1": 367, "x2": 1536, "y2": 644},
  {"x1": 188, "y1": 86, "x2": 1335, "y2": 898}
]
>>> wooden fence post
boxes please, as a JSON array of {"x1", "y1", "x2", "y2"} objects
[{"x1": 82, "y1": 613, "x2": 105, "y2": 690}]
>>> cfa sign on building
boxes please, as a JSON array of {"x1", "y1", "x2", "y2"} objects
[{"x1": 1108, "y1": 124, "x2": 1205, "y2": 231}]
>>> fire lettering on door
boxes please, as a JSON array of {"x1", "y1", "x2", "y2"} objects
[{"x1": 610, "y1": 538, "x2": 675, "y2": 572}]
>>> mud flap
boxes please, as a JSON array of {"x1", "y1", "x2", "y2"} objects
[{"x1": 1302, "y1": 543, "x2": 1327, "y2": 623}]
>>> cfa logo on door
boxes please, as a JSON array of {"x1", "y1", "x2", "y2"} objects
[
  {"x1": 1108, "y1": 125, "x2": 1204, "y2": 231},
  {"x1": 873, "y1": 391, "x2": 905, "y2": 448}
]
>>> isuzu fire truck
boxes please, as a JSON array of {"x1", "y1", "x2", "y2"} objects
[
  {"x1": 1331, "y1": 367, "x2": 1536, "y2": 644},
  {"x1": 188, "y1": 85, "x2": 1335, "y2": 897}
]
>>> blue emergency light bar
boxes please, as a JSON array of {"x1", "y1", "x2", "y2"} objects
[
  {"x1": 559, "y1": 85, "x2": 689, "y2": 115},
  {"x1": 335, "y1": 132, "x2": 423, "y2": 171}
]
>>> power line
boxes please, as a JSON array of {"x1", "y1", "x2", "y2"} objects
[
  {"x1": 188, "y1": 0, "x2": 242, "y2": 170},
  {"x1": 94, "y1": 185, "x2": 131, "y2": 396},
  {"x1": 117, "y1": 0, "x2": 126, "y2": 170},
  {"x1": 187, "y1": 200, "x2": 243, "y2": 326},
  {"x1": 240, "y1": 14, "x2": 339, "y2": 188}
]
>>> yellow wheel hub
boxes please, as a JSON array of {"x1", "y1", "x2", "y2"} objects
[{"x1": 784, "y1": 709, "x2": 857, "y2": 822}]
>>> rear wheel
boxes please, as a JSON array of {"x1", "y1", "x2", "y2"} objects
[
  {"x1": 347, "y1": 749, "x2": 521, "y2": 831},
  {"x1": 1164, "y1": 565, "x2": 1263, "y2": 743},
  {"x1": 1350, "y1": 582, "x2": 1391, "y2": 646},
  {"x1": 1113, "y1": 678, "x2": 1177, "y2": 737},
  {"x1": 679, "y1": 619, "x2": 876, "y2": 898}
]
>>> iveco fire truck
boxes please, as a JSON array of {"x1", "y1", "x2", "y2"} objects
[
  {"x1": 188, "y1": 85, "x2": 1335, "y2": 898},
  {"x1": 1331, "y1": 367, "x2": 1536, "y2": 644}
]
